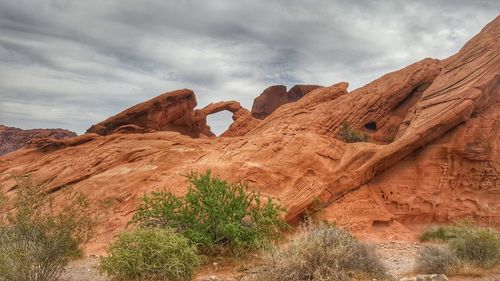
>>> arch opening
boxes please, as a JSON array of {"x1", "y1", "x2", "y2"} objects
[{"x1": 206, "y1": 110, "x2": 233, "y2": 136}]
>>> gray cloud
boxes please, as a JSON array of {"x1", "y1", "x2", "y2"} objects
[{"x1": 0, "y1": 0, "x2": 498, "y2": 135}]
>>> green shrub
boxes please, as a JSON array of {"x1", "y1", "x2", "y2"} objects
[
  {"x1": 100, "y1": 228, "x2": 201, "y2": 281},
  {"x1": 419, "y1": 220, "x2": 482, "y2": 243},
  {"x1": 339, "y1": 121, "x2": 369, "y2": 143},
  {"x1": 133, "y1": 171, "x2": 288, "y2": 255},
  {"x1": 0, "y1": 176, "x2": 95, "y2": 281},
  {"x1": 420, "y1": 225, "x2": 461, "y2": 242},
  {"x1": 415, "y1": 245, "x2": 459, "y2": 275},
  {"x1": 254, "y1": 223, "x2": 388, "y2": 281},
  {"x1": 449, "y1": 227, "x2": 499, "y2": 267}
]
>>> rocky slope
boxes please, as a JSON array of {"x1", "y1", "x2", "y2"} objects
[
  {"x1": 0, "y1": 125, "x2": 77, "y2": 156},
  {"x1": 0, "y1": 16, "x2": 498, "y2": 253}
]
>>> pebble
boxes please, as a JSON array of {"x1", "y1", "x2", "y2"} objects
[
  {"x1": 415, "y1": 274, "x2": 449, "y2": 281},
  {"x1": 201, "y1": 275, "x2": 220, "y2": 281}
]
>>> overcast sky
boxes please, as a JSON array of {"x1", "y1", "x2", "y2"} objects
[{"x1": 0, "y1": 1, "x2": 498, "y2": 135}]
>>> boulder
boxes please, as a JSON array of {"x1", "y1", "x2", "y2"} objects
[
  {"x1": 287, "y1": 84, "x2": 322, "y2": 102},
  {"x1": 251, "y1": 85, "x2": 288, "y2": 119},
  {"x1": 250, "y1": 84, "x2": 322, "y2": 119}
]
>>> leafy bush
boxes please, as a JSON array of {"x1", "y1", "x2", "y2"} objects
[
  {"x1": 254, "y1": 223, "x2": 388, "y2": 281},
  {"x1": 339, "y1": 121, "x2": 369, "y2": 143},
  {"x1": 449, "y1": 227, "x2": 499, "y2": 267},
  {"x1": 100, "y1": 228, "x2": 201, "y2": 281},
  {"x1": 415, "y1": 245, "x2": 459, "y2": 275},
  {"x1": 0, "y1": 176, "x2": 95, "y2": 281},
  {"x1": 133, "y1": 171, "x2": 288, "y2": 255}
]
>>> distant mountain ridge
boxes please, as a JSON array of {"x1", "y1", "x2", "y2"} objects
[{"x1": 0, "y1": 125, "x2": 76, "y2": 156}]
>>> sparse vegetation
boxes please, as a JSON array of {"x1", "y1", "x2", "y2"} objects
[
  {"x1": 415, "y1": 245, "x2": 459, "y2": 275},
  {"x1": 449, "y1": 226, "x2": 499, "y2": 267},
  {"x1": 419, "y1": 224, "x2": 465, "y2": 242},
  {"x1": 254, "y1": 223, "x2": 388, "y2": 281},
  {"x1": 302, "y1": 196, "x2": 325, "y2": 223},
  {"x1": 417, "y1": 221, "x2": 499, "y2": 274},
  {"x1": 0, "y1": 176, "x2": 95, "y2": 281},
  {"x1": 100, "y1": 228, "x2": 201, "y2": 281},
  {"x1": 339, "y1": 121, "x2": 369, "y2": 143},
  {"x1": 133, "y1": 170, "x2": 289, "y2": 255}
]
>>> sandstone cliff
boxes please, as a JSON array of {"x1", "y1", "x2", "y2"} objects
[{"x1": 0, "y1": 16, "x2": 498, "y2": 253}]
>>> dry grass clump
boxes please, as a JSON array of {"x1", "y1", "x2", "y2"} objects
[
  {"x1": 417, "y1": 222, "x2": 499, "y2": 275},
  {"x1": 449, "y1": 226, "x2": 499, "y2": 268},
  {"x1": 253, "y1": 223, "x2": 389, "y2": 281},
  {"x1": 415, "y1": 245, "x2": 459, "y2": 275},
  {"x1": 339, "y1": 121, "x2": 369, "y2": 143}
]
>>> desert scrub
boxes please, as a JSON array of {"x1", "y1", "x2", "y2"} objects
[
  {"x1": 0, "y1": 176, "x2": 95, "y2": 281},
  {"x1": 449, "y1": 226, "x2": 499, "y2": 267},
  {"x1": 254, "y1": 223, "x2": 388, "y2": 281},
  {"x1": 419, "y1": 224, "x2": 467, "y2": 242},
  {"x1": 415, "y1": 245, "x2": 459, "y2": 274},
  {"x1": 100, "y1": 228, "x2": 201, "y2": 281},
  {"x1": 133, "y1": 170, "x2": 289, "y2": 255},
  {"x1": 339, "y1": 121, "x2": 369, "y2": 143},
  {"x1": 417, "y1": 222, "x2": 499, "y2": 272}
]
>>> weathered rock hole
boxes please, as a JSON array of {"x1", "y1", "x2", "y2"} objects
[
  {"x1": 206, "y1": 111, "x2": 233, "y2": 136},
  {"x1": 372, "y1": 220, "x2": 391, "y2": 228},
  {"x1": 364, "y1": 121, "x2": 377, "y2": 131}
]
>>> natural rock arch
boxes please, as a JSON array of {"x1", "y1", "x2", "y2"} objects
[{"x1": 195, "y1": 101, "x2": 260, "y2": 137}]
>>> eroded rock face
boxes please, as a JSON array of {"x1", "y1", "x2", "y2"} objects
[
  {"x1": 250, "y1": 84, "x2": 322, "y2": 119},
  {"x1": 86, "y1": 89, "x2": 208, "y2": 137},
  {"x1": 251, "y1": 85, "x2": 288, "y2": 119},
  {"x1": 287, "y1": 84, "x2": 322, "y2": 102},
  {"x1": 0, "y1": 16, "x2": 498, "y2": 253},
  {"x1": 0, "y1": 125, "x2": 77, "y2": 156}
]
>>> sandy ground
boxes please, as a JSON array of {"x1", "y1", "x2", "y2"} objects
[
  {"x1": 63, "y1": 242, "x2": 500, "y2": 281},
  {"x1": 63, "y1": 256, "x2": 107, "y2": 281}
]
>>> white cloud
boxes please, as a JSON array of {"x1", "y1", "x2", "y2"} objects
[{"x1": 0, "y1": 0, "x2": 498, "y2": 135}]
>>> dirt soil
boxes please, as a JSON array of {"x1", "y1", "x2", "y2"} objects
[{"x1": 63, "y1": 242, "x2": 500, "y2": 281}]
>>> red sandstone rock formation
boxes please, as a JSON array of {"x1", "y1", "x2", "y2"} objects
[
  {"x1": 195, "y1": 101, "x2": 260, "y2": 137},
  {"x1": 0, "y1": 125, "x2": 76, "y2": 156},
  {"x1": 251, "y1": 84, "x2": 321, "y2": 119},
  {"x1": 0, "y1": 17, "x2": 498, "y2": 253},
  {"x1": 86, "y1": 89, "x2": 210, "y2": 137},
  {"x1": 287, "y1": 84, "x2": 322, "y2": 102},
  {"x1": 85, "y1": 89, "x2": 260, "y2": 138},
  {"x1": 251, "y1": 85, "x2": 288, "y2": 119}
]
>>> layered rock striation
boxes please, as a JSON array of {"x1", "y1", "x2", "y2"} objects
[{"x1": 1, "y1": 16, "x2": 499, "y2": 252}]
